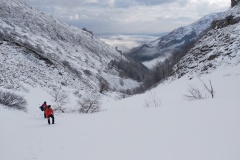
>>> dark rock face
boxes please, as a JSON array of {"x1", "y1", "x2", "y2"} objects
[
  {"x1": 232, "y1": 0, "x2": 240, "y2": 7},
  {"x1": 211, "y1": 15, "x2": 240, "y2": 29},
  {"x1": 212, "y1": 1, "x2": 240, "y2": 29}
]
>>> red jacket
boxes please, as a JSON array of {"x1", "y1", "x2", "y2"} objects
[{"x1": 45, "y1": 107, "x2": 54, "y2": 118}]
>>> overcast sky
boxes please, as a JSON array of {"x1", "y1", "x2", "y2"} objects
[{"x1": 24, "y1": 0, "x2": 230, "y2": 35}]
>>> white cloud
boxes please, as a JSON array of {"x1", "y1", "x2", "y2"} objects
[
  {"x1": 100, "y1": 34, "x2": 159, "y2": 53},
  {"x1": 24, "y1": 0, "x2": 230, "y2": 35},
  {"x1": 69, "y1": 14, "x2": 80, "y2": 20}
]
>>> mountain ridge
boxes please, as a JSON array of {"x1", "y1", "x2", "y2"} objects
[
  {"x1": 0, "y1": 0, "x2": 140, "y2": 110},
  {"x1": 170, "y1": 5, "x2": 240, "y2": 80},
  {"x1": 128, "y1": 13, "x2": 221, "y2": 67}
]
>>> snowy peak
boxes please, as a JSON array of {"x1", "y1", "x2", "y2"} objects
[
  {"x1": 128, "y1": 13, "x2": 220, "y2": 66},
  {"x1": 171, "y1": 6, "x2": 240, "y2": 79},
  {"x1": 159, "y1": 13, "x2": 220, "y2": 45}
]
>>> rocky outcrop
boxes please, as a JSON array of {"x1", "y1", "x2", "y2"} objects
[
  {"x1": 232, "y1": 0, "x2": 240, "y2": 7},
  {"x1": 211, "y1": 1, "x2": 240, "y2": 29},
  {"x1": 211, "y1": 15, "x2": 240, "y2": 29}
]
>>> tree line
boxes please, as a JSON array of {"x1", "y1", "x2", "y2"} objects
[{"x1": 110, "y1": 31, "x2": 206, "y2": 95}]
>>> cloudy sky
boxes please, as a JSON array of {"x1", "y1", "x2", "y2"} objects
[{"x1": 25, "y1": 0, "x2": 230, "y2": 35}]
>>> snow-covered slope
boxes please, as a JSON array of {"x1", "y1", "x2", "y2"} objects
[
  {"x1": 171, "y1": 5, "x2": 240, "y2": 80},
  {"x1": 128, "y1": 13, "x2": 221, "y2": 68},
  {"x1": 0, "y1": 0, "x2": 139, "y2": 107},
  {"x1": 1, "y1": 63, "x2": 239, "y2": 160},
  {"x1": 1, "y1": 2, "x2": 240, "y2": 160}
]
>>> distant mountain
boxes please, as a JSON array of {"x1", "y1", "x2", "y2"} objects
[
  {"x1": 128, "y1": 13, "x2": 221, "y2": 67},
  {"x1": 0, "y1": 0, "x2": 142, "y2": 109},
  {"x1": 171, "y1": 3, "x2": 240, "y2": 79}
]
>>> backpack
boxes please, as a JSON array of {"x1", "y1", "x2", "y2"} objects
[{"x1": 39, "y1": 106, "x2": 44, "y2": 111}]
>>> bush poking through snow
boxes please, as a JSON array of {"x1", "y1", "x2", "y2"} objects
[
  {"x1": 199, "y1": 79, "x2": 215, "y2": 98},
  {"x1": 98, "y1": 76, "x2": 110, "y2": 93},
  {"x1": 62, "y1": 60, "x2": 82, "y2": 79},
  {"x1": 0, "y1": 90, "x2": 27, "y2": 111},
  {"x1": 184, "y1": 84, "x2": 206, "y2": 101},
  {"x1": 52, "y1": 86, "x2": 69, "y2": 113},
  {"x1": 184, "y1": 79, "x2": 215, "y2": 101},
  {"x1": 144, "y1": 91, "x2": 162, "y2": 108},
  {"x1": 78, "y1": 97, "x2": 100, "y2": 113}
]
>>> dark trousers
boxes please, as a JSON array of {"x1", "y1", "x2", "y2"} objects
[{"x1": 48, "y1": 115, "x2": 55, "y2": 124}]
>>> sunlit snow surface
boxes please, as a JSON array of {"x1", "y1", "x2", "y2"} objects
[{"x1": 1, "y1": 64, "x2": 240, "y2": 160}]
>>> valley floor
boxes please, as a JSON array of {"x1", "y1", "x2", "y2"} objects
[{"x1": 1, "y1": 65, "x2": 240, "y2": 160}]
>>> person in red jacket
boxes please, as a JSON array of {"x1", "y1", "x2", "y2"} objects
[{"x1": 45, "y1": 105, "x2": 54, "y2": 125}]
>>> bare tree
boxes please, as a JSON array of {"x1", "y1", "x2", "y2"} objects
[
  {"x1": 144, "y1": 91, "x2": 162, "y2": 108},
  {"x1": 0, "y1": 90, "x2": 27, "y2": 111},
  {"x1": 78, "y1": 97, "x2": 100, "y2": 113},
  {"x1": 52, "y1": 86, "x2": 69, "y2": 113},
  {"x1": 184, "y1": 84, "x2": 206, "y2": 101},
  {"x1": 199, "y1": 78, "x2": 215, "y2": 98},
  {"x1": 98, "y1": 76, "x2": 110, "y2": 93},
  {"x1": 184, "y1": 79, "x2": 215, "y2": 101}
]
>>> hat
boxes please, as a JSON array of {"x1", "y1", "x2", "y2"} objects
[{"x1": 48, "y1": 105, "x2": 51, "y2": 108}]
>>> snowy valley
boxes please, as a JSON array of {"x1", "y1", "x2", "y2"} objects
[
  {"x1": 0, "y1": 0, "x2": 240, "y2": 160},
  {"x1": 128, "y1": 13, "x2": 221, "y2": 68}
]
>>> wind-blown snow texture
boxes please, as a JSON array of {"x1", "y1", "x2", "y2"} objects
[{"x1": 0, "y1": 0, "x2": 139, "y2": 105}]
